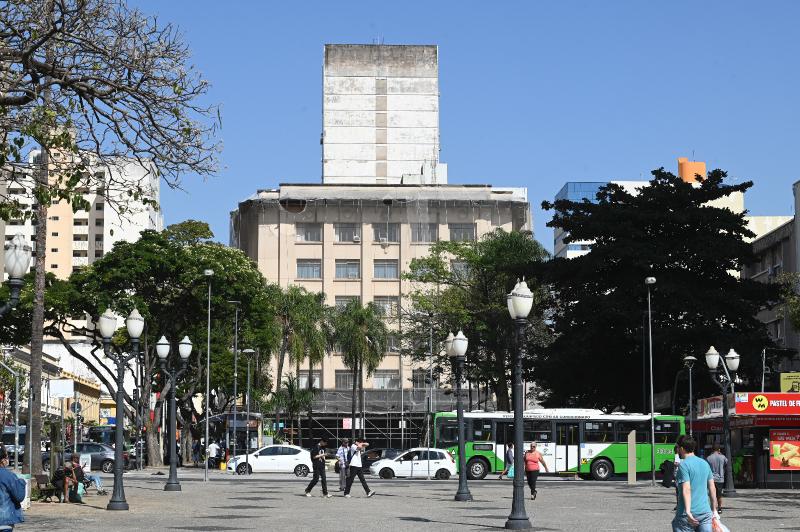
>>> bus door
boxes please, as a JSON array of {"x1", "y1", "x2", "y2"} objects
[
  {"x1": 492, "y1": 421, "x2": 512, "y2": 472},
  {"x1": 555, "y1": 422, "x2": 580, "y2": 473}
]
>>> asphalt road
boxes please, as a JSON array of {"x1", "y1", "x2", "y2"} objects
[{"x1": 23, "y1": 468, "x2": 800, "y2": 531}]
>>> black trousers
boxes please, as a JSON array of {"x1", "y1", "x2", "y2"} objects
[
  {"x1": 305, "y1": 464, "x2": 328, "y2": 495},
  {"x1": 526, "y1": 470, "x2": 539, "y2": 495},
  {"x1": 344, "y1": 466, "x2": 369, "y2": 495}
]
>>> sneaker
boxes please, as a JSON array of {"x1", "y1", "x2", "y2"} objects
[
  {"x1": 533, "y1": 490, "x2": 537, "y2": 500},
  {"x1": 367, "y1": 491, "x2": 376, "y2": 498},
  {"x1": 324, "y1": 494, "x2": 332, "y2": 498},
  {"x1": 305, "y1": 492, "x2": 312, "y2": 497},
  {"x1": 344, "y1": 494, "x2": 351, "y2": 498}
]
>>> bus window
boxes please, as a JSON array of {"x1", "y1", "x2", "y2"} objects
[
  {"x1": 470, "y1": 419, "x2": 494, "y2": 442},
  {"x1": 654, "y1": 421, "x2": 680, "y2": 444},
  {"x1": 556, "y1": 424, "x2": 579, "y2": 446},
  {"x1": 496, "y1": 422, "x2": 511, "y2": 444},
  {"x1": 616, "y1": 422, "x2": 651, "y2": 443},
  {"x1": 524, "y1": 421, "x2": 553, "y2": 443},
  {"x1": 436, "y1": 418, "x2": 459, "y2": 447},
  {"x1": 584, "y1": 421, "x2": 614, "y2": 443}
]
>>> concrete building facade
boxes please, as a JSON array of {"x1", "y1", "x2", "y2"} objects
[{"x1": 322, "y1": 45, "x2": 446, "y2": 185}]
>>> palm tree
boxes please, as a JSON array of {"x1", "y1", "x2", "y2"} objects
[
  {"x1": 333, "y1": 300, "x2": 388, "y2": 440},
  {"x1": 266, "y1": 376, "x2": 315, "y2": 445}
]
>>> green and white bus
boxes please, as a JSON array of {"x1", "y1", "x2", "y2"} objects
[{"x1": 434, "y1": 409, "x2": 685, "y2": 480}]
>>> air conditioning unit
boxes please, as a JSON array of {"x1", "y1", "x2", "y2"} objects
[
  {"x1": 379, "y1": 237, "x2": 388, "y2": 243},
  {"x1": 353, "y1": 235, "x2": 361, "y2": 243}
]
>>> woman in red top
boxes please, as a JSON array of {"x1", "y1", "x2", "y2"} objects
[{"x1": 524, "y1": 442, "x2": 549, "y2": 500}]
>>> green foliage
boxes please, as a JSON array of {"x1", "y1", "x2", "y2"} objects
[
  {"x1": 265, "y1": 376, "x2": 316, "y2": 443},
  {"x1": 540, "y1": 168, "x2": 777, "y2": 410},
  {"x1": 402, "y1": 229, "x2": 551, "y2": 409},
  {"x1": 334, "y1": 300, "x2": 388, "y2": 377}
]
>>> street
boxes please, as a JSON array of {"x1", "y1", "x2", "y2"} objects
[{"x1": 24, "y1": 469, "x2": 800, "y2": 531}]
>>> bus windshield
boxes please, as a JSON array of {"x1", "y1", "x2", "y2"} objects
[{"x1": 436, "y1": 417, "x2": 458, "y2": 448}]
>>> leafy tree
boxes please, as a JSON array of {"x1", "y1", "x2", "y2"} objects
[
  {"x1": 265, "y1": 376, "x2": 315, "y2": 447},
  {"x1": 1, "y1": 0, "x2": 219, "y2": 474},
  {"x1": 333, "y1": 300, "x2": 388, "y2": 440},
  {"x1": 540, "y1": 168, "x2": 777, "y2": 410},
  {"x1": 402, "y1": 229, "x2": 552, "y2": 411}
]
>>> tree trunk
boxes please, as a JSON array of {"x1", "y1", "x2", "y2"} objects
[
  {"x1": 350, "y1": 359, "x2": 357, "y2": 441},
  {"x1": 273, "y1": 332, "x2": 288, "y2": 430},
  {"x1": 358, "y1": 359, "x2": 365, "y2": 440},
  {"x1": 146, "y1": 402, "x2": 162, "y2": 467},
  {"x1": 25, "y1": 159, "x2": 48, "y2": 476},
  {"x1": 494, "y1": 379, "x2": 510, "y2": 411},
  {"x1": 306, "y1": 360, "x2": 314, "y2": 450},
  {"x1": 294, "y1": 358, "x2": 302, "y2": 447}
]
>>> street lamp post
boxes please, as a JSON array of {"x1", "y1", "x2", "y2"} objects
[
  {"x1": 99, "y1": 308, "x2": 144, "y2": 511},
  {"x1": 227, "y1": 300, "x2": 240, "y2": 469},
  {"x1": 447, "y1": 331, "x2": 472, "y2": 502},
  {"x1": 645, "y1": 276, "x2": 656, "y2": 487},
  {"x1": 505, "y1": 279, "x2": 534, "y2": 530},
  {"x1": 242, "y1": 348, "x2": 255, "y2": 475},
  {"x1": 0, "y1": 234, "x2": 32, "y2": 318},
  {"x1": 683, "y1": 355, "x2": 696, "y2": 436},
  {"x1": 157, "y1": 335, "x2": 193, "y2": 491},
  {"x1": 704, "y1": 346, "x2": 739, "y2": 497},
  {"x1": 203, "y1": 269, "x2": 213, "y2": 482}
]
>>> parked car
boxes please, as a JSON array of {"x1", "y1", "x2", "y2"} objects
[
  {"x1": 226, "y1": 444, "x2": 312, "y2": 476},
  {"x1": 42, "y1": 442, "x2": 128, "y2": 473},
  {"x1": 369, "y1": 448, "x2": 456, "y2": 480},
  {"x1": 362, "y1": 447, "x2": 402, "y2": 469}
]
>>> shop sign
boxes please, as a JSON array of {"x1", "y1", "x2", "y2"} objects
[
  {"x1": 696, "y1": 395, "x2": 735, "y2": 419},
  {"x1": 780, "y1": 372, "x2": 800, "y2": 393},
  {"x1": 735, "y1": 392, "x2": 800, "y2": 415},
  {"x1": 769, "y1": 429, "x2": 800, "y2": 471}
]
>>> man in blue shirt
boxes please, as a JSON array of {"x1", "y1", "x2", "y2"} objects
[{"x1": 672, "y1": 435, "x2": 718, "y2": 532}]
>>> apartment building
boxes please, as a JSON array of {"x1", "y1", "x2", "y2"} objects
[
  {"x1": 553, "y1": 158, "x2": 789, "y2": 258},
  {"x1": 4, "y1": 152, "x2": 162, "y2": 279},
  {"x1": 230, "y1": 44, "x2": 528, "y2": 447}
]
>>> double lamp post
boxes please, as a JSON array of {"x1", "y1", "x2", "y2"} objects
[
  {"x1": 157, "y1": 335, "x2": 193, "y2": 491},
  {"x1": 704, "y1": 346, "x2": 740, "y2": 497},
  {"x1": 446, "y1": 331, "x2": 472, "y2": 502}
]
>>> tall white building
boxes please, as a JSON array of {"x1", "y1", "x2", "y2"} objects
[{"x1": 323, "y1": 44, "x2": 446, "y2": 185}]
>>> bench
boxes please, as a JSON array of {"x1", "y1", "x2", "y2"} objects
[{"x1": 34, "y1": 474, "x2": 58, "y2": 502}]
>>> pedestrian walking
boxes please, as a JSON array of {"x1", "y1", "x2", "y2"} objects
[
  {"x1": 0, "y1": 448, "x2": 24, "y2": 530},
  {"x1": 671, "y1": 435, "x2": 718, "y2": 532},
  {"x1": 335, "y1": 438, "x2": 350, "y2": 491},
  {"x1": 344, "y1": 438, "x2": 375, "y2": 498},
  {"x1": 305, "y1": 437, "x2": 331, "y2": 498},
  {"x1": 499, "y1": 442, "x2": 514, "y2": 480},
  {"x1": 524, "y1": 442, "x2": 549, "y2": 500},
  {"x1": 706, "y1": 443, "x2": 728, "y2": 515},
  {"x1": 207, "y1": 439, "x2": 220, "y2": 469}
]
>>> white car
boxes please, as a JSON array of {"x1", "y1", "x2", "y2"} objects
[
  {"x1": 369, "y1": 447, "x2": 457, "y2": 480},
  {"x1": 227, "y1": 444, "x2": 313, "y2": 476}
]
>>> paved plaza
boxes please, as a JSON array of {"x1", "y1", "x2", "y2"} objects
[{"x1": 22, "y1": 468, "x2": 800, "y2": 531}]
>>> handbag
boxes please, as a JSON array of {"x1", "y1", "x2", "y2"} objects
[
  {"x1": 507, "y1": 465, "x2": 515, "y2": 479},
  {"x1": 334, "y1": 461, "x2": 341, "y2": 473}
]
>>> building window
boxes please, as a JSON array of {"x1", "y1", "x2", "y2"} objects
[
  {"x1": 94, "y1": 234, "x2": 102, "y2": 241},
  {"x1": 295, "y1": 223, "x2": 322, "y2": 242},
  {"x1": 373, "y1": 296, "x2": 399, "y2": 317},
  {"x1": 334, "y1": 223, "x2": 361, "y2": 243},
  {"x1": 94, "y1": 218, "x2": 104, "y2": 226},
  {"x1": 3, "y1": 236, "x2": 12, "y2": 241},
  {"x1": 335, "y1": 296, "x2": 359, "y2": 309},
  {"x1": 296, "y1": 259, "x2": 322, "y2": 279},
  {"x1": 411, "y1": 223, "x2": 438, "y2": 243},
  {"x1": 50, "y1": 248, "x2": 58, "y2": 253},
  {"x1": 73, "y1": 219, "x2": 88, "y2": 226},
  {"x1": 451, "y1": 260, "x2": 469, "y2": 279},
  {"x1": 7, "y1": 220, "x2": 22, "y2": 226},
  {"x1": 373, "y1": 259, "x2": 398, "y2": 279},
  {"x1": 412, "y1": 369, "x2": 435, "y2": 389},
  {"x1": 449, "y1": 223, "x2": 476, "y2": 242},
  {"x1": 335, "y1": 370, "x2": 354, "y2": 390},
  {"x1": 51, "y1": 232, "x2": 58, "y2": 237},
  {"x1": 335, "y1": 259, "x2": 360, "y2": 279},
  {"x1": 372, "y1": 370, "x2": 400, "y2": 390},
  {"x1": 95, "y1": 203, "x2": 104, "y2": 211},
  {"x1": 387, "y1": 335, "x2": 400, "y2": 352},
  {"x1": 72, "y1": 266, "x2": 83, "y2": 273},
  {"x1": 297, "y1": 370, "x2": 322, "y2": 389},
  {"x1": 49, "y1": 216, "x2": 60, "y2": 221},
  {"x1": 73, "y1": 234, "x2": 88, "y2": 242},
  {"x1": 373, "y1": 223, "x2": 399, "y2": 243},
  {"x1": 50, "y1": 264, "x2": 57, "y2": 269},
  {"x1": 94, "y1": 250, "x2": 103, "y2": 258},
  {"x1": 73, "y1": 250, "x2": 88, "y2": 257}
]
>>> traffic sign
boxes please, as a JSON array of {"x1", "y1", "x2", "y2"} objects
[{"x1": 69, "y1": 402, "x2": 82, "y2": 414}]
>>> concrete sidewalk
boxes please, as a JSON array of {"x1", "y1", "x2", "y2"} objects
[{"x1": 23, "y1": 468, "x2": 800, "y2": 531}]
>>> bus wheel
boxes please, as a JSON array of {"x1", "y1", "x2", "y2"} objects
[
  {"x1": 590, "y1": 458, "x2": 613, "y2": 481},
  {"x1": 466, "y1": 458, "x2": 489, "y2": 480}
]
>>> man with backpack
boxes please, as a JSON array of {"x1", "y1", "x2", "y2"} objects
[
  {"x1": 343, "y1": 438, "x2": 375, "y2": 498},
  {"x1": 304, "y1": 437, "x2": 331, "y2": 498}
]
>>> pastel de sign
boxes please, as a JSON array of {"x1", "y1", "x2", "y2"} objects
[{"x1": 735, "y1": 392, "x2": 800, "y2": 415}]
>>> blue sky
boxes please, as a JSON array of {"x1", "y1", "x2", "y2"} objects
[{"x1": 141, "y1": 0, "x2": 800, "y2": 251}]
